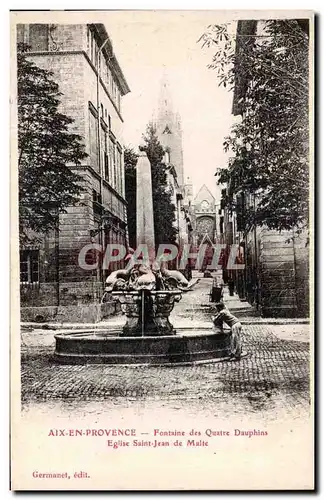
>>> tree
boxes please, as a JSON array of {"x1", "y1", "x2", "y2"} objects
[
  {"x1": 124, "y1": 147, "x2": 138, "y2": 249},
  {"x1": 142, "y1": 124, "x2": 177, "y2": 247},
  {"x1": 17, "y1": 44, "x2": 87, "y2": 243},
  {"x1": 199, "y1": 20, "x2": 309, "y2": 234}
]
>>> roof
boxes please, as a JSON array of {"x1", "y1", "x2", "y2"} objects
[
  {"x1": 93, "y1": 23, "x2": 131, "y2": 96},
  {"x1": 193, "y1": 184, "x2": 215, "y2": 204}
]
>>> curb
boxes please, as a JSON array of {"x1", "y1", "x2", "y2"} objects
[
  {"x1": 21, "y1": 318, "x2": 310, "y2": 332},
  {"x1": 21, "y1": 322, "x2": 119, "y2": 331},
  {"x1": 239, "y1": 319, "x2": 310, "y2": 325}
]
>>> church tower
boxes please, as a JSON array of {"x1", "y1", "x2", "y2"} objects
[
  {"x1": 184, "y1": 176, "x2": 193, "y2": 206},
  {"x1": 155, "y1": 75, "x2": 184, "y2": 187}
]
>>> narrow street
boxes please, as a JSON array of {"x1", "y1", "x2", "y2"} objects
[
  {"x1": 13, "y1": 16, "x2": 313, "y2": 491},
  {"x1": 21, "y1": 276, "x2": 310, "y2": 421}
]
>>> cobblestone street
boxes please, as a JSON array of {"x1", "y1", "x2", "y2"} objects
[
  {"x1": 20, "y1": 277, "x2": 311, "y2": 421},
  {"x1": 13, "y1": 18, "x2": 313, "y2": 490}
]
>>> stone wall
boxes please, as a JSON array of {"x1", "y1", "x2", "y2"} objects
[
  {"x1": 259, "y1": 229, "x2": 309, "y2": 317},
  {"x1": 21, "y1": 298, "x2": 120, "y2": 323},
  {"x1": 17, "y1": 24, "x2": 128, "y2": 321},
  {"x1": 17, "y1": 23, "x2": 87, "y2": 53}
]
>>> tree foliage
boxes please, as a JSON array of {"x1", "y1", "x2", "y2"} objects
[
  {"x1": 124, "y1": 124, "x2": 177, "y2": 249},
  {"x1": 17, "y1": 44, "x2": 87, "y2": 242},
  {"x1": 200, "y1": 20, "x2": 309, "y2": 233},
  {"x1": 142, "y1": 124, "x2": 177, "y2": 247}
]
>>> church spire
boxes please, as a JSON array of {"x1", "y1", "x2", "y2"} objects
[
  {"x1": 155, "y1": 74, "x2": 184, "y2": 187},
  {"x1": 157, "y1": 73, "x2": 174, "y2": 125}
]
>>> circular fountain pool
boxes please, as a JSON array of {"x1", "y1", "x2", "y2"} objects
[{"x1": 54, "y1": 327, "x2": 234, "y2": 366}]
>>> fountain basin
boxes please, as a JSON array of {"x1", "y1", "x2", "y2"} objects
[{"x1": 54, "y1": 327, "x2": 233, "y2": 365}]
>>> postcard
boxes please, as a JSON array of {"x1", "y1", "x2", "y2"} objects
[{"x1": 10, "y1": 9, "x2": 314, "y2": 490}]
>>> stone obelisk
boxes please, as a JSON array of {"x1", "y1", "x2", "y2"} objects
[{"x1": 136, "y1": 150, "x2": 156, "y2": 264}]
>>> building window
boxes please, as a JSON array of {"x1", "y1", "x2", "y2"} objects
[
  {"x1": 86, "y1": 27, "x2": 90, "y2": 54},
  {"x1": 17, "y1": 24, "x2": 28, "y2": 45},
  {"x1": 163, "y1": 125, "x2": 172, "y2": 135},
  {"x1": 28, "y1": 24, "x2": 49, "y2": 51},
  {"x1": 103, "y1": 60, "x2": 113, "y2": 94},
  {"x1": 109, "y1": 77, "x2": 113, "y2": 98},
  {"x1": 103, "y1": 129, "x2": 109, "y2": 182},
  {"x1": 109, "y1": 136, "x2": 116, "y2": 189},
  {"x1": 105, "y1": 64, "x2": 110, "y2": 88},
  {"x1": 115, "y1": 151, "x2": 119, "y2": 193},
  {"x1": 87, "y1": 27, "x2": 98, "y2": 66},
  {"x1": 104, "y1": 152, "x2": 109, "y2": 181},
  {"x1": 89, "y1": 106, "x2": 99, "y2": 171},
  {"x1": 201, "y1": 200, "x2": 210, "y2": 212},
  {"x1": 20, "y1": 250, "x2": 39, "y2": 284},
  {"x1": 92, "y1": 190, "x2": 102, "y2": 217},
  {"x1": 113, "y1": 146, "x2": 117, "y2": 189},
  {"x1": 99, "y1": 52, "x2": 104, "y2": 78},
  {"x1": 116, "y1": 145, "x2": 123, "y2": 194}
]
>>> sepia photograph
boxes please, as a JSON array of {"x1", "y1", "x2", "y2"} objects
[{"x1": 10, "y1": 9, "x2": 314, "y2": 490}]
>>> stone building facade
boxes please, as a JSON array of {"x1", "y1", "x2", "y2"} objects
[
  {"x1": 191, "y1": 185, "x2": 217, "y2": 246},
  {"x1": 218, "y1": 20, "x2": 309, "y2": 317},
  {"x1": 219, "y1": 188, "x2": 309, "y2": 317},
  {"x1": 17, "y1": 23, "x2": 130, "y2": 322}
]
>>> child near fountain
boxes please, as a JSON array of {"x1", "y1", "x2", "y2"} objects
[{"x1": 212, "y1": 302, "x2": 242, "y2": 360}]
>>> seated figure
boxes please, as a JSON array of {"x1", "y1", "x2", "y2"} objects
[{"x1": 212, "y1": 302, "x2": 242, "y2": 359}]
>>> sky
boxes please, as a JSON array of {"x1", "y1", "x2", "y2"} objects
[{"x1": 104, "y1": 11, "x2": 236, "y2": 202}]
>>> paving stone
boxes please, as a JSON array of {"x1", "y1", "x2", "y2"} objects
[
  {"x1": 20, "y1": 279, "x2": 310, "y2": 419},
  {"x1": 21, "y1": 323, "x2": 310, "y2": 418}
]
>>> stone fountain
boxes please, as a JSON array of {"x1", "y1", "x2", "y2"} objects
[{"x1": 54, "y1": 151, "x2": 240, "y2": 365}]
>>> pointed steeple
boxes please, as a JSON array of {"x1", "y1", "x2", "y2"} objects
[
  {"x1": 175, "y1": 111, "x2": 182, "y2": 133},
  {"x1": 184, "y1": 175, "x2": 193, "y2": 204},
  {"x1": 159, "y1": 73, "x2": 173, "y2": 110},
  {"x1": 155, "y1": 73, "x2": 184, "y2": 187}
]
